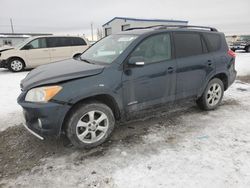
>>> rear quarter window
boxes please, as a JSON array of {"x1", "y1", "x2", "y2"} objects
[
  {"x1": 203, "y1": 33, "x2": 221, "y2": 52},
  {"x1": 71, "y1": 37, "x2": 87, "y2": 46},
  {"x1": 173, "y1": 32, "x2": 203, "y2": 58}
]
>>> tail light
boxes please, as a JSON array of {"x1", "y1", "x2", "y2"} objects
[{"x1": 228, "y1": 50, "x2": 236, "y2": 58}]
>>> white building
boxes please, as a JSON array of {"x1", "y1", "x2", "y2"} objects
[
  {"x1": 0, "y1": 33, "x2": 51, "y2": 47},
  {"x1": 102, "y1": 17, "x2": 188, "y2": 36}
]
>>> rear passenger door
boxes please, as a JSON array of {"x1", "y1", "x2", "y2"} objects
[
  {"x1": 47, "y1": 37, "x2": 73, "y2": 62},
  {"x1": 173, "y1": 32, "x2": 215, "y2": 99}
]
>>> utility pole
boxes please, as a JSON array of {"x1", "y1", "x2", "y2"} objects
[
  {"x1": 91, "y1": 22, "x2": 94, "y2": 41},
  {"x1": 10, "y1": 18, "x2": 14, "y2": 33}
]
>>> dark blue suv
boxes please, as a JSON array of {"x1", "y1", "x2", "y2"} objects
[{"x1": 18, "y1": 25, "x2": 237, "y2": 148}]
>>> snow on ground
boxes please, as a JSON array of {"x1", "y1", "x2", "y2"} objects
[
  {"x1": 0, "y1": 69, "x2": 28, "y2": 131},
  {"x1": 235, "y1": 51, "x2": 250, "y2": 76},
  {"x1": 0, "y1": 52, "x2": 250, "y2": 187},
  {"x1": 1, "y1": 81, "x2": 250, "y2": 188}
]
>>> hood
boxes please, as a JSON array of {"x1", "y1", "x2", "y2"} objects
[
  {"x1": 21, "y1": 58, "x2": 105, "y2": 91},
  {"x1": 0, "y1": 46, "x2": 14, "y2": 52}
]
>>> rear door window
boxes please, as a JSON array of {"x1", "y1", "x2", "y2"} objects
[
  {"x1": 203, "y1": 33, "x2": 221, "y2": 52},
  {"x1": 47, "y1": 37, "x2": 60, "y2": 48},
  {"x1": 174, "y1": 32, "x2": 203, "y2": 58},
  {"x1": 47, "y1": 37, "x2": 72, "y2": 48},
  {"x1": 60, "y1": 37, "x2": 72, "y2": 47}
]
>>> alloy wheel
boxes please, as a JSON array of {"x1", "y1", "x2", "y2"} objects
[
  {"x1": 206, "y1": 83, "x2": 222, "y2": 107},
  {"x1": 76, "y1": 110, "x2": 109, "y2": 144}
]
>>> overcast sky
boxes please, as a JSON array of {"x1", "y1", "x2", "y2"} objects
[{"x1": 1, "y1": 0, "x2": 250, "y2": 39}]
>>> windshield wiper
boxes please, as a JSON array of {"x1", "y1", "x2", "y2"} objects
[{"x1": 80, "y1": 57, "x2": 94, "y2": 64}]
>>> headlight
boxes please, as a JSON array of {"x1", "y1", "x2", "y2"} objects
[{"x1": 25, "y1": 86, "x2": 62, "y2": 103}]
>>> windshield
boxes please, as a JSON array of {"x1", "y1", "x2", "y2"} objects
[
  {"x1": 14, "y1": 38, "x2": 32, "y2": 49},
  {"x1": 80, "y1": 34, "x2": 138, "y2": 64}
]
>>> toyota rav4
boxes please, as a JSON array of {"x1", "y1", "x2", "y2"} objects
[{"x1": 17, "y1": 25, "x2": 237, "y2": 148}]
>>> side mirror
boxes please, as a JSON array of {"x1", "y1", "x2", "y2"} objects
[
  {"x1": 128, "y1": 56, "x2": 145, "y2": 66},
  {"x1": 73, "y1": 53, "x2": 81, "y2": 60},
  {"x1": 22, "y1": 44, "x2": 33, "y2": 50}
]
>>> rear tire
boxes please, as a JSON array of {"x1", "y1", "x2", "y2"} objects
[
  {"x1": 196, "y1": 78, "x2": 224, "y2": 110},
  {"x1": 8, "y1": 58, "x2": 25, "y2": 72},
  {"x1": 65, "y1": 102, "x2": 115, "y2": 149},
  {"x1": 245, "y1": 46, "x2": 250, "y2": 53}
]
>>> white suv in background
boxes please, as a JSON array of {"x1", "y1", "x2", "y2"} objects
[{"x1": 0, "y1": 36, "x2": 89, "y2": 72}]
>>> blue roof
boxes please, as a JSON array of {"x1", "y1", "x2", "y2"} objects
[{"x1": 102, "y1": 17, "x2": 188, "y2": 27}]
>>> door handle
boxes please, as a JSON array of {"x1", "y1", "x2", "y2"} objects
[
  {"x1": 167, "y1": 67, "x2": 174, "y2": 73},
  {"x1": 207, "y1": 60, "x2": 213, "y2": 66}
]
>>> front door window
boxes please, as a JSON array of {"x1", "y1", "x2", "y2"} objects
[
  {"x1": 130, "y1": 33, "x2": 171, "y2": 64},
  {"x1": 25, "y1": 38, "x2": 47, "y2": 49}
]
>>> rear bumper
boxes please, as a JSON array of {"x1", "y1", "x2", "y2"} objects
[
  {"x1": 228, "y1": 64, "x2": 237, "y2": 88},
  {"x1": 0, "y1": 59, "x2": 8, "y2": 68}
]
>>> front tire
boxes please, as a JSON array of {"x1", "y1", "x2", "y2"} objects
[
  {"x1": 8, "y1": 58, "x2": 25, "y2": 72},
  {"x1": 65, "y1": 102, "x2": 115, "y2": 148},
  {"x1": 196, "y1": 78, "x2": 224, "y2": 110}
]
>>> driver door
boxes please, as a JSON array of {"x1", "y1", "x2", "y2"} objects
[
  {"x1": 122, "y1": 33, "x2": 176, "y2": 113},
  {"x1": 24, "y1": 38, "x2": 51, "y2": 67}
]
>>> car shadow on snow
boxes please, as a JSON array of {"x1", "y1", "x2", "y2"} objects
[
  {"x1": 0, "y1": 97, "x2": 240, "y2": 180},
  {"x1": 0, "y1": 68, "x2": 31, "y2": 75}
]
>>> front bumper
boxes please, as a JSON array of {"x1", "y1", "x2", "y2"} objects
[
  {"x1": 23, "y1": 122, "x2": 44, "y2": 140},
  {"x1": 0, "y1": 59, "x2": 8, "y2": 68},
  {"x1": 18, "y1": 92, "x2": 71, "y2": 139}
]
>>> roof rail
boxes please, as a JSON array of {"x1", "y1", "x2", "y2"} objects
[
  {"x1": 125, "y1": 25, "x2": 218, "y2": 32},
  {"x1": 158, "y1": 25, "x2": 218, "y2": 32},
  {"x1": 125, "y1": 25, "x2": 164, "y2": 31}
]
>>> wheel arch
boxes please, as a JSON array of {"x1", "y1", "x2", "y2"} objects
[
  {"x1": 61, "y1": 94, "x2": 121, "y2": 134},
  {"x1": 213, "y1": 73, "x2": 228, "y2": 91},
  {"x1": 198, "y1": 72, "x2": 228, "y2": 98},
  {"x1": 7, "y1": 56, "x2": 26, "y2": 67}
]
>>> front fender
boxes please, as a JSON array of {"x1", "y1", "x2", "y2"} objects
[{"x1": 53, "y1": 72, "x2": 123, "y2": 111}]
